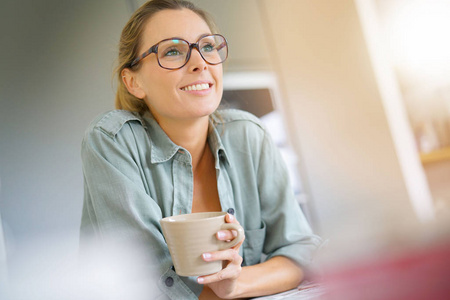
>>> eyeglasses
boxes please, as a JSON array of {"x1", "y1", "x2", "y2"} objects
[{"x1": 129, "y1": 34, "x2": 228, "y2": 70}]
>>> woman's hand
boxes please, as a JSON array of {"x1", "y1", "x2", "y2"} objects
[{"x1": 197, "y1": 213, "x2": 245, "y2": 299}]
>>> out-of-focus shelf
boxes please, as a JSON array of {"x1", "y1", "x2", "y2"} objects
[{"x1": 420, "y1": 146, "x2": 450, "y2": 164}]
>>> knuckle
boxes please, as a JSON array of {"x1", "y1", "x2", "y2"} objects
[
  {"x1": 237, "y1": 255, "x2": 243, "y2": 264},
  {"x1": 230, "y1": 249, "x2": 238, "y2": 258},
  {"x1": 229, "y1": 265, "x2": 241, "y2": 280},
  {"x1": 217, "y1": 272, "x2": 225, "y2": 281},
  {"x1": 230, "y1": 249, "x2": 242, "y2": 263},
  {"x1": 235, "y1": 267, "x2": 242, "y2": 278}
]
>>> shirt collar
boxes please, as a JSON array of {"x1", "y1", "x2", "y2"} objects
[
  {"x1": 142, "y1": 112, "x2": 180, "y2": 164},
  {"x1": 142, "y1": 112, "x2": 231, "y2": 168},
  {"x1": 208, "y1": 117, "x2": 231, "y2": 169}
]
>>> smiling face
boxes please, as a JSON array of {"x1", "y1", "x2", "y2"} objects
[{"x1": 129, "y1": 8, "x2": 223, "y2": 125}]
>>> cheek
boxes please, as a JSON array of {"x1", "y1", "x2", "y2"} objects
[
  {"x1": 214, "y1": 75, "x2": 223, "y2": 94},
  {"x1": 213, "y1": 66, "x2": 223, "y2": 83},
  {"x1": 141, "y1": 69, "x2": 176, "y2": 100}
]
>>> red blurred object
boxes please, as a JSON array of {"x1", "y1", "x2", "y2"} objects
[{"x1": 321, "y1": 242, "x2": 450, "y2": 300}]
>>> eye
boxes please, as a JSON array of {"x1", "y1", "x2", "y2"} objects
[
  {"x1": 201, "y1": 43, "x2": 215, "y2": 53},
  {"x1": 163, "y1": 47, "x2": 183, "y2": 57}
]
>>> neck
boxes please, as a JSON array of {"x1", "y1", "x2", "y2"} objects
[{"x1": 156, "y1": 115, "x2": 210, "y2": 170}]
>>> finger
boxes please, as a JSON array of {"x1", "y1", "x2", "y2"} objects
[
  {"x1": 216, "y1": 229, "x2": 237, "y2": 241},
  {"x1": 199, "y1": 248, "x2": 244, "y2": 285},
  {"x1": 232, "y1": 236, "x2": 244, "y2": 250},
  {"x1": 225, "y1": 213, "x2": 237, "y2": 224},
  {"x1": 223, "y1": 213, "x2": 245, "y2": 249},
  {"x1": 216, "y1": 230, "x2": 245, "y2": 251},
  {"x1": 202, "y1": 248, "x2": 243, "y2": 265},
  {"x1": 197, "y1": 264, "x2": 242, "y2": 284}
]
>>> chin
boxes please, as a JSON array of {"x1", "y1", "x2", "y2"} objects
[
  {"x1": 197, "y1": 99, "x2": 221, "y2": 115},
  {"x1": 191, "y1": 105, "x2": 220, "y2": 119}
]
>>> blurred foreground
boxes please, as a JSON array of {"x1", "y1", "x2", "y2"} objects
[
  {"x1": 1, "y1": 212, "x2": 449, "y2": 300},
  {"x1": 316, "y1": 209, "x2": 450, "y2": 300},
  {"x1": 1, "y1": 235, "x2": 161, "y2": 300}
]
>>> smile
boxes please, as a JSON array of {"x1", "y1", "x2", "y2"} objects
[{"x1": 181, "y1": 83, "x2": 211, "y2": 91}]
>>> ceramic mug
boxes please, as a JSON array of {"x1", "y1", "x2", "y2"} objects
[{"x1": 160, "y1": 211, "x2": 244, "y2": 277}]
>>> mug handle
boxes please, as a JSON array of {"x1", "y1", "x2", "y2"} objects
[{"x1": 219, "y1": 223, "x2": 244, "y2": 249}]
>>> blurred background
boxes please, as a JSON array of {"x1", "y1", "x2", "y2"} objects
[{"x1": 1, "y1": 0, "x2": 449, "y2": 298}]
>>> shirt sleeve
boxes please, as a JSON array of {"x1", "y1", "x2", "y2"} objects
[
  {"x1": 79, "y1": 119, "x2": 199, "y2": 300},
  {"x1": 257, "y1": 129, "x2": 323, "y2": 274}
]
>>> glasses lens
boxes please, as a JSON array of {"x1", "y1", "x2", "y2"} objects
[
  {"x1": 155, "y1": 35, "x2": 228, "y2": 69},
  {"x1": 199, "y1": 35, "x2": 228, "y2": 65},
  {"x1": 157, "y1": 39, "x2": 190, "y2": 69}
]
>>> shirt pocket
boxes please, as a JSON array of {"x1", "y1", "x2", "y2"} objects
[{"x1": 242, "y1": 221, "x2": 266, "y2": 266}]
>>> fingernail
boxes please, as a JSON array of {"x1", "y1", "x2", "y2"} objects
[
  {"x1": 228, "y1": 213, "x2": 234, "y2": 221},
  {"x1": 202, "y1": 253, "x2": 212, "y2": 260},
  {"x1": 232, "y1": 230, "x2": 237, "y2": 237},
  {"x1": 197, "y1": 277, "x2": 204, "y2": 283},
  {"x1": 217, "y1": 231, "x2": 226, "y2": 239}
]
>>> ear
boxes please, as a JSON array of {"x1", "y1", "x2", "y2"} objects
[{"x1": 121, "y1": 68, "x2": 146, "y2": 99}]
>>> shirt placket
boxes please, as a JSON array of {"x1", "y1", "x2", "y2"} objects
[
  {"x1": 172, "y1": 149, "x2": 194, "y2": 215},
  {"x1": 216, "y1": 157, "x2": 235, "y2": 216}
]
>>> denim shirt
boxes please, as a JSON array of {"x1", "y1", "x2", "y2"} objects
[{"x1": 80, "y1": 109, "x2": 322, "y2": 299}]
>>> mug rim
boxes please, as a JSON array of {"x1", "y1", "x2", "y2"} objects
[{"x1": 160, "y1": 211, "x2": 227, "y2": 223}]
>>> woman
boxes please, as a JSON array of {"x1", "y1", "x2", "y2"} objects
[{"x1": 80, "y1": 0, "x2": 322, "y2": 299}]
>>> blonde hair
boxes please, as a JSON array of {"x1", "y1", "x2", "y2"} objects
[{"x1": 114, "y1": 0, "x2": 218, "y2": 114}]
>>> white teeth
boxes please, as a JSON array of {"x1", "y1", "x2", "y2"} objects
[{"x1": 182, "y1": 83, "x2": 210, "y2": 91}]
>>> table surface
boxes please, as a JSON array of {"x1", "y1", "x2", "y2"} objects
[{"x1": 252, "y1": 282, "x2": 325, "y2": 300}]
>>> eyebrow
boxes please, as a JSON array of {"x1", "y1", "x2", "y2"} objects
[{"x1": 154, "y1": 32, "x2": 213, "y2": 44}]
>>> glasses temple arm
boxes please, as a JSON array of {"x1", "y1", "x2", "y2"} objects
[
  {"x1": 129, "y1": 46, "x2": 156, "y2": 67},
  {"x1": 216, "y1": 42, "x2": 227, "y2": 51}
]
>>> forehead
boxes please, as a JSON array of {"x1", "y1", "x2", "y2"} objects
[{"x1": 142, "y1": 9, "x2": 212, "y2": 47}]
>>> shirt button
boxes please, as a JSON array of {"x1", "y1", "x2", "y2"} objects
[
  {"x1": 165, "y1": 276, "x2": 174, "y2": 287},
  {"x1": 227, "y1": 208, "x2": 235, "y2": 215}
]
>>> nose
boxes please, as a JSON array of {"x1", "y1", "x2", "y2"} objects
[{"x1": 186, "y1": 47, "x2": 207, "y2": 72}]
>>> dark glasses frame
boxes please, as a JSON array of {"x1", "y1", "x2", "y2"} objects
[{"x1": 128, "y1": 33, "x2": 228, "y2": 69}]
